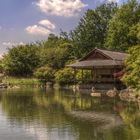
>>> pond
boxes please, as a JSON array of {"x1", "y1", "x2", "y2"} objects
[{"x1": 0, "y1": 88, "x2": 140, "y2": 140}]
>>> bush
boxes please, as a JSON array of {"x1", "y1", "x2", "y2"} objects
[
  {"x1": 122, "y1": 45, "x2": 140, "y2": 89},
  {"x1": 40, "y1": 42, "x2": 73, "y2": 69},
  {"x1": 55, "y1": 68, "x2": 75, "y2": 85},
  {"x1": 34, "y1": 66, "x2": 55, "y2": 83},
  {"x1": 3, "y1": 45, "x2": 40, "y2": 76},
  {"x1": 0, "y1": 59, "x2": 4, "y2": 74},
  {"x1": 76, "y1": 70, "x2": 92, "y2": 81}
]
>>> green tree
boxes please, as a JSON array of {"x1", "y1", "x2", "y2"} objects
[
  {"x1": 106, "y1": 0, "x2": 140, "y2": 51},
  {"x1": 3, "y1": 44, "x2": 40, "y2": 76},
  {"x1": 55, "y1": 68, "x2": 75, "y2": 85},
  {"x1": 76, "y1": 70, "x2": 92, "y2": 82},
  {"x1": 40, "y1": 42, "x2": 73, "y2": 69},
  {"x1": 43, "y1": 33, "x2": 59, "y2": 48},
  {"x1": 0, "y1": 59, "x2": 4, "y2": 73},
  {"x1": 70, "y1": 3, "x2": 117, "y2": 58},
  {"x1": 34, "y1": 66, "x2": 55, "y2": 82},
  {"x1": 128, "y1": 23, "x2": 140, "y2": 45},
  {"x1": 40, "y1": 33, "x2": 71, "y2": 48},
  {"x1": 122, "y1": 45, "x2": 140, "y2": 89}
]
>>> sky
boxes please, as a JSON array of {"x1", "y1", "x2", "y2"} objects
[{"x1": 0, "y1": 0, "x2": 128, "y2": 55}]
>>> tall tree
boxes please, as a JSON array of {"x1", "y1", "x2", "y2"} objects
[
  {"x1": 39, "y1": 32, "x2": 74, "y2": 69},
  {"x1": 40, "y1": 43, "x2": 73, "y2": 69},
  {"x1": 106, "y1": 0, "x2": 140, "y2": 51},
  {"x1": 3, "y1": 44, "x2": 40, "y2": 76},
  {"x1": 128, "y1": 23, "x2": 140, "y2": 45},
  {"x1": 122, "y1": 45, "x2": 140, "y2": 89},
  {"x1": 70, "y1": 3, "x2": 117, "y2": 58},
  {"x1": 41, "y1": 33, "x2": 59, "y2": 48}
]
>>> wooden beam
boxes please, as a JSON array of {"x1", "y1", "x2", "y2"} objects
[
  {"x1": 82, "y1": 69, "x2": 84, "y2": 82},
  {"x1": 74, "y1": 68, "x2": 76, "y2": 86}
]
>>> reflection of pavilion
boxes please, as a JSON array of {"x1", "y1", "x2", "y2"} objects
[
  {"x1": 67, "y1": 111, "x2": 124, "y2": 129},
  {"x1": 68, "y1": 48, "x2": 128, "y2": 90},
  {"x1": 52, "y1": 91, "x2": 125, "y2": 129},
  {"x1": 138, "y1": 101, "x2": 140, "y2": 110}
]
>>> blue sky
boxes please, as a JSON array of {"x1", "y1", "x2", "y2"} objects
[{"x1": 0, "y1": 0, "x2": 128, "y2": 55}]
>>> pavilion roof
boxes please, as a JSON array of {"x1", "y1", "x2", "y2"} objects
[
  {"x1": 80, "y1": 48, "x2": 128, "y2": 61},
  {"x1": 68, "y1": 48, "x2": 128, "y2": 68},
  {"x1": 68, "y1": 60, "x2": 124, "y2": 68}
]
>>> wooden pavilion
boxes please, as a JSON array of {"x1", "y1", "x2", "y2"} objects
[{"x1": 68, "y1": 48, "x2": 128, "y2": 90}]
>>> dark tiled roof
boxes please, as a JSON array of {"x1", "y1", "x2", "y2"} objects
[
  {"x1": 80, "y1": 48, "x2": 128, "y2": 61},
  {"x1": 68, "y1": 48, "x2": 128, "y2": 68},
  {"x1": 97, "y1": 49, "x2": 128, "y2": 61},
  {"x1": 68, "y1": 60, "x2": 123, "y2": 68}
]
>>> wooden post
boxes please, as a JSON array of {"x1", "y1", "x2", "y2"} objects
[
  {"x1": 72, "y1": 68, "x2": 77, "y2": 93},
  {"x1": 94, "y1": 68, "x2": 96, "y2": 82},
  {"x1": 113, "y1": 60, "x2": 116, "y2": 88},
  {"x1": 82, "y1": 69, "x2": 84, "y2": 83},
  {"x1": 74, "y1": 68, "x2": 76, "y2": 86},
  {"x1": 91, "y1": 69, "x2": 92, "y2": 81},
  {"x1": 114, "y1": 68, "x2": 116, "y2": 87}
]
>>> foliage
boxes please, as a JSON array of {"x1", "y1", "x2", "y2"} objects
[
  {"x1": 34, "y1": 66, "x2": 55, "y2": 82},
  {"x1": 3, "y1": 77, "x2": 40, "y2": 85},
  {"x1": 106, "y1": 0, "x2": 140, "y2": 51},
  {"x1": 41, "y1": 33, "x2": 59, "y2": 48},
  {"x1": 122, "y1": 45, "x2": 140, "y2": 89},
  {"x1": 55, "y1": 68, "x2": 75, "y2": 85},
  {"x1": 0, "y1": 59, "x2": 4, "y2": 73},
  {"x1": 40, "y1": 42, "x2": 73, "y2": 69},
  {"x1": 3, "y1": 44, "x2": 40, "y2": 76},
  {"x1": 70, "y1": 3, "x2": 117, "y2": 58},
  {"x1": 128, "y1": 23, "x2": 140, "y2": 45},
  {"x1": 40, "y1": 33, "x2": 72, "y2": 49},
  {"x1": 76, "y1": 70, "x2": 92, "y2": 80}
]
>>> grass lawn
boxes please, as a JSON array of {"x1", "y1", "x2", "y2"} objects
[{"x1": 2, "y1": 77, "x2": 41, "y2": 86}]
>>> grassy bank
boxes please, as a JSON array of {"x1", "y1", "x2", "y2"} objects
[{"x1": 2, "y1": 77, "x2": 41, "y2": 86}]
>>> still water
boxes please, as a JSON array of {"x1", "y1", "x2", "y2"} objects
[{"x1": 0, "y1": 88, "x2": 140, "y2": 140}]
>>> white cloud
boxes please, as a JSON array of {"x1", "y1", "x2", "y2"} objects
[
  {"x1": 36, "y1": 0, "x2": 87, "y2": 17},
  {"x1": 39, "y1": 19, "x2": 55, "y2": 29},
  {"x1": 0, "y1": 54, "x2": 3, "y2": 59},
  {"x1": 99, "y1": 0, "x2": 120, "y2": 3},
  {"x1": 107, "y1": 0, "x2": 118, "y2": 2},
  {"x1": 0, "y1": 26, "x2": 2, "y2": 30},
  {"x1": 2, "y1": 42, "x2": 25, "y2": 47},
  {"x1": 19, "y1": 42, "x2": 25, "y2": 45},
  {"x1": 26, "y1": 25, "x2": 51, "y2": 36}
]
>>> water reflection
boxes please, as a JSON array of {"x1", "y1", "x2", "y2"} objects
[{"x1": 0, "y1": 88, "x2": 140, "y2": 140}]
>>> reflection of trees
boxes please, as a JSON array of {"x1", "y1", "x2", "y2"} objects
[
  {"x1": 1, "y1": 90, "x2": 71, "y2": 135},
  {"x1": 45, "y1": 89, "x2": 118, "y2": 112},
  {"x1": 119, "y1": 102, "x2": 140, "y2": 140},
  {"x1": 1, "y1": 89, "x2": 140, "y2": 140},
  {"x1": 2, "y1": 95, "x2": 37, "y2": 122},
  {"x1": 0, "y1": 95, "x2": 2, "y2": 103},
  {"x1": 32, "y1": 93, "x2": 68, "y2": 128}
]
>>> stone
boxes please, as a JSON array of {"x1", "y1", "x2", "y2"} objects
[{"x1": 106, "y1": 88, "x2": 117, "y2": 98}]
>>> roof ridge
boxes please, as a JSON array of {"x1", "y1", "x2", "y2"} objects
[
  {"x1": 79, "y1": 48, "x2": 128, "y2": 62},
  {"x1": 96, "y1": 48, "x2": 127, "y2": 54}
]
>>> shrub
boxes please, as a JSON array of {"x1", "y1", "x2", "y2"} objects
[
  {"x1": 55, "y1": 68, "x2": 75, "y2": 85},
  {"x1": 3, "y1": 45, "x2": 40, "y2": 76},
  {"x1": 76, "y1": 70, "x2": 92, "y2": 81},
  {"x1": 122, "y1": 45, "x2": 140, "y2": 89},
  {"x1": 34, "y1": 66, "x2": 55, "y2": 83}
]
